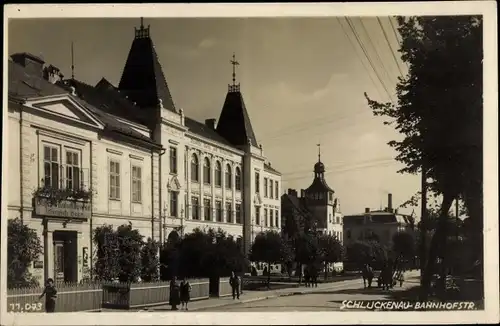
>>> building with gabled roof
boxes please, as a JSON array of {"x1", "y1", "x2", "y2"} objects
[{"x1": 7, "y1": 18, "x2": 282, "y2": 284}]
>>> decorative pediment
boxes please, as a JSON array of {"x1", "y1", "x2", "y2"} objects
[
  {"x1": 254, "y1": 193, "x2": 262, "y2": 206},
  {"x1": 24, "y1": 95, "x2": 105, "y2": 130},
  {"x1": 167, "y1": 175, "x2": 181, "y2": 191}
]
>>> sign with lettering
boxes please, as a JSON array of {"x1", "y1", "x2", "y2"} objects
[
  {"x1": 33, "y1": 261, "x2": 43, "y2": 269},
  {"x1": 35, "y1": 198, "x2": 91, "y2": 219}
]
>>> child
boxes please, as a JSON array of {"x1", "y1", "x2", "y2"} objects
[
  {"x1": 179, "y1": 277, "x2": 192, "y2": 310},
  {"x1": 39, "y1": 278, "x2": 57, "y2": 313}
]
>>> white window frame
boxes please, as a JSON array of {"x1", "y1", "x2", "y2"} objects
[
  {"x1": 65, "y1": 149, "x2": 81, "y2": 191},
  {"x1": 169, "y1": 146, "x2": 177, "y2": 174},
  {"x1": 43, "y1": 144, "x2": 61, "y2": 189},
  {"x1": 131, "y1": 164, "x2": 142, "y2": 203},
  {"x1": 109, "y1": 159, "x2": 121, "y2": 200}
]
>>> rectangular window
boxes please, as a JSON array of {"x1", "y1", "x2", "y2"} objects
[
  {"x1": 264, "y1": 209, "x2": 268, "y2": 227},
  {"x1": 255, "y1": 206, "x2": 260, "y2": 225},
  {"x1": 65, "y1": 150, "x2": 80, "y2": 191},
  {"x1": 264, "y1": 178, "x2": 268, "y2": 197},
  {"x1": 169, "y1": 147, "x2": 177, "y2": 174},
  {"x1": 235, "y1": 169, "x2": 241, "y2": 191},
  {"x1": 43, "y1": 145, "x2": 60, "y2": 189},
  {"x1": 270, "y1": 180, "x2": 274, "y2": 199},
  {"x1": 226, "y1": 202, "x2": 232, "y2": 223},
  {"x1": 191, "y1": 196, "x2": 200, "y2": 220},
  {"x1": 215, "y1": 201, "x2": 222, "y2": 222},
  {"x1": 204, "y1": 199, "x2": 211, "y2": 221},
  {"x1": 270, "y1": 209, "x2": 274, "y2": 227},
  {"x1": 275, "y1": 210, "x2": 279, "y2": 228},
  {"x1": 170, "y1": 191, "x2": 178, "y2": 217},
  {"x1": 255, "y1": 172, "x2": 260, "y2": 194},
  {"x1": 109, "y1": 160, "x2": 121, "y2": 200},
  {"x1": 236, "y1": 204, "x2": 242, "y2": 224},
  {"x1": 275, "y1": 182, "x2": 279, "y2": 199},
  {"x1": 131, "y1": 165, "x2": 142, "y2": 203}
]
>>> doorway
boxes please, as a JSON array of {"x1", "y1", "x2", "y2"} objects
[{"x1": 53, "y1": 231, "x2": 78, "y2": 283}]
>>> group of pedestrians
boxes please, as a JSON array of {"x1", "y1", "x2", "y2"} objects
[
  {"x1": 361, "y1": 262, "x2": 405, "y2": 291},
  {"x1": 169, "y1": 276, "x2": 192, "y2": 310}
]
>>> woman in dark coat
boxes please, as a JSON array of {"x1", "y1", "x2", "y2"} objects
[
  {"x1": 179, "y1": 277, "x2": 192, "y2": 310},
  {"x1": 39, "y1": 278, "x2": 57, "y2": 313},
  {"x1": 169, "y1": 276, "x2": 181, "y2": 310}
]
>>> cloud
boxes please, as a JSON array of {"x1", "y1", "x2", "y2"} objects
[{"x1": 198, "y1": 38, "x2": 216, "y2": 49}]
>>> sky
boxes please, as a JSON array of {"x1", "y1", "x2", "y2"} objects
[{"x1": 8, "y1": 17, "x2": 421, "y2": 216}]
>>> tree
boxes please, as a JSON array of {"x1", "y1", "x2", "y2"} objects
[
  {"x1": 141, "y1": 238, "x2": 160, "y2": 282},
  {"x1": 93, "y1": 222, "x2": 144, "y2": 282},
  {"x1": 365, "y1": 16, "x2": 483, "y2": 298},
  {"x1": 7, "y1": 219, "x2": 43, "y2": 288},
  {"x1": 250, "y1": 231, "x2": 287, "y2": 287},
  {"x1": 317, "y1": 234, "x2": 344, "y2": 279},
  {"x1": 392, "y1": 231, "x2": 416, "y2": 260},
  {"x1": 346, "y1": 240, "x2": 388, "y2": 270}
]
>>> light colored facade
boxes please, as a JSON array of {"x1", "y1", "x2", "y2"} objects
[
  {"x1": 7, "y1": 21, "x2": 282, "y2": 284},
  {"x1": 7, "y1": 54, "x2": 161, "y2": 284}
]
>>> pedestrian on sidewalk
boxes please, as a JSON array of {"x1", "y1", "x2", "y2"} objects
[
  {"x1": 311, "y1": 265, "x2": 319, "y2": 288},
  {"x1": 39, "y1": 278, "x2": 57, "y2": 313},
  {"x1": 180, "y1": 277, "x2": 192, "y2": 310},
  {"x1": 229, "y1": 271, "x2": 241, "y2": 300},
  {"x1": 169, "y1": 276, "x2": 181, "y2": 311},
  {"x1": 304, "y1": 267, "x2": 310, "y2": 288}
]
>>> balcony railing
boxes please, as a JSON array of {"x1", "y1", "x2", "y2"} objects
[{"x1": 33, "y1": 166, "x2": 92, "y2": 219}]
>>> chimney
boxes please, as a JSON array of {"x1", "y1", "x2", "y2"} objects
[
  {"x1": 43, "y1": 65, "x2": 64, "y2": 84},
  {"x1": 365, "y1": 207, "x2": 370, "y2": 214},
  {"x1": 11, "y1": 52, "x2": 45, "y2": 77},
  {"x1": 388, "y1": 193, "x2": 393, "y2": 213},
  {"x1": 205, "y1": 118, "x2": 217, "y2": 130}
]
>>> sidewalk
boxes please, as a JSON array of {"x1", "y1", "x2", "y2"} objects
[{"x1": 147, "y1": 277, "x2": 363, "y2": 312}]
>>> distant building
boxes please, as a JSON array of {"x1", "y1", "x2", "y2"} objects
[
  {"x1": 343, "y1": 193, "x2": 416, "y2": 248},
  {"x1": 281, "y1": 147, "x2": 343, "y2": 243}
]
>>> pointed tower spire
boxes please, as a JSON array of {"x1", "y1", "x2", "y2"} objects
[
  {"x1": 71, "y1": 41, "x2": 75, "y2": 80},
  {"x1": 119, "y1": 18, "x2": 176, "y2": 114},
  {"x1": 217, "y1": 53, "x2": 258, "y2": 147},
  {"x1": 229, "y1": 52, "x2": 240, "y2": 92}
]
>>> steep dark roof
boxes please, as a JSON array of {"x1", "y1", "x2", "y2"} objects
[
  {"x1": 95, "y1": 77, "x2": 116, "y2": 91},
  {"x1": 264, "y1": 163, "x2": 281, "y2": 175},
  {"x1": 184, "y1": 117, "x2": 236, "y2": 148},
  {"x1": 118, "y1": 25, "x2": 176, "y2": 113},
  {"x1": 216, "y1": 89, "x2": 258, "y2": 147},
  {"x1": 64, "y1": 78, "x2": 148, "y2": 126},
  {"x1": 8, "y1": 60, "x2": 67, "y2": 98},
  {"x1": 8, "y1": 60, "x2": 159, "y2": 149},
  {"x1": 305, "y1": 175, "x2": 335, "y2": 193}
]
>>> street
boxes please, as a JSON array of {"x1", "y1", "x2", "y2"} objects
[{"x1": 196, "y1": 272, "x2": 420, "y2": 312}]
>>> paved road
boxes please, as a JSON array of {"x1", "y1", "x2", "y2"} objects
[{"x1": 199, "y1": 274, "x2": 420, "y2": 312}]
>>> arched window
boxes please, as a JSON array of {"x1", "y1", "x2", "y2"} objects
[
  {"x1": 191, "y1": 153, "x2": 199, "y2": 182},
  {"x1": 203, "y1": 157, "x2": 211, "y2": 184},
  {"x1": 225, "y1": 164, "x2": 232, "y2": 189},
  {"x1": 235, "y1": 167, "x2": 242, "y2": 191},
  {"x1": 215, "y1": 161, "x2": 222, "y2": 187}
]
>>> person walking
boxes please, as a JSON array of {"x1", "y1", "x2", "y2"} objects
[
  {"x1": 304, "y1": 266, "x2": 310, "y2": 288},
  {"x1": 229, "y1": 271, "x2": 240, "y2": 300},
  {"x1": 179, "y1": 277, "x2": 192, "y2": 310},
  {"x1": 39, "y1": 278, "x2": 57, "y2": 313},
  {"x1": 311, "y1": 265, "x2": 319, "y2": 288},
  {"x1": 169, "y1": 276, "x2": 181, "y2": 311}
]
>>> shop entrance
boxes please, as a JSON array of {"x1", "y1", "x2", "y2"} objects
[{"x1": 53, "y1": 231, "x2": 78, "y2": 283}]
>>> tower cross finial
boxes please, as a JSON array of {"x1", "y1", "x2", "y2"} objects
[
  {"x1": 71, "y1": 41, "x2": 75, "y2": 80},
  {"x1": 317, "y1": 143, "x2": 321, "y2": 161},
  {"x1": 230, "y1": 52, "x2": 239, "y2": 86}
]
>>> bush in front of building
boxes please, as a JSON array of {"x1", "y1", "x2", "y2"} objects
[
  {"x1": 160, "y1": 227, "x2": 248, "y2": 279},
  {"x1": 93, "y1": 222, "x2": 144, "y2": 282},
  {"x1": 7, "y1": 218, "x2": 43, "y2": 288},
  {"x1": 140, "y1": 238, "x2": 160, "y2": 282},
  {"x1": 317, "y1": 234, "x2": 345, "y2": 280},
  {"x1": 345, "y1": 240, "x2": 389, "y2": 271}
]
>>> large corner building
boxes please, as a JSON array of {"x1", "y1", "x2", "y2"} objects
[{"x1": 7, "y1": 20, "x2": 281, "y2": 284}]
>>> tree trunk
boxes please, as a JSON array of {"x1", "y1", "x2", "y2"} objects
[
  {"x1": 324, "y1": 261, "x2": 328, "y2": 281},
  {"x1": 420, "y1": 193, "x2": 454, "y2": 300},
  {"x1": 298, "y1": 263, "x2": 303, "y2": 284},
  {"x1": 267, "y1": 262, "x2": 271, "y2": 289}
]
